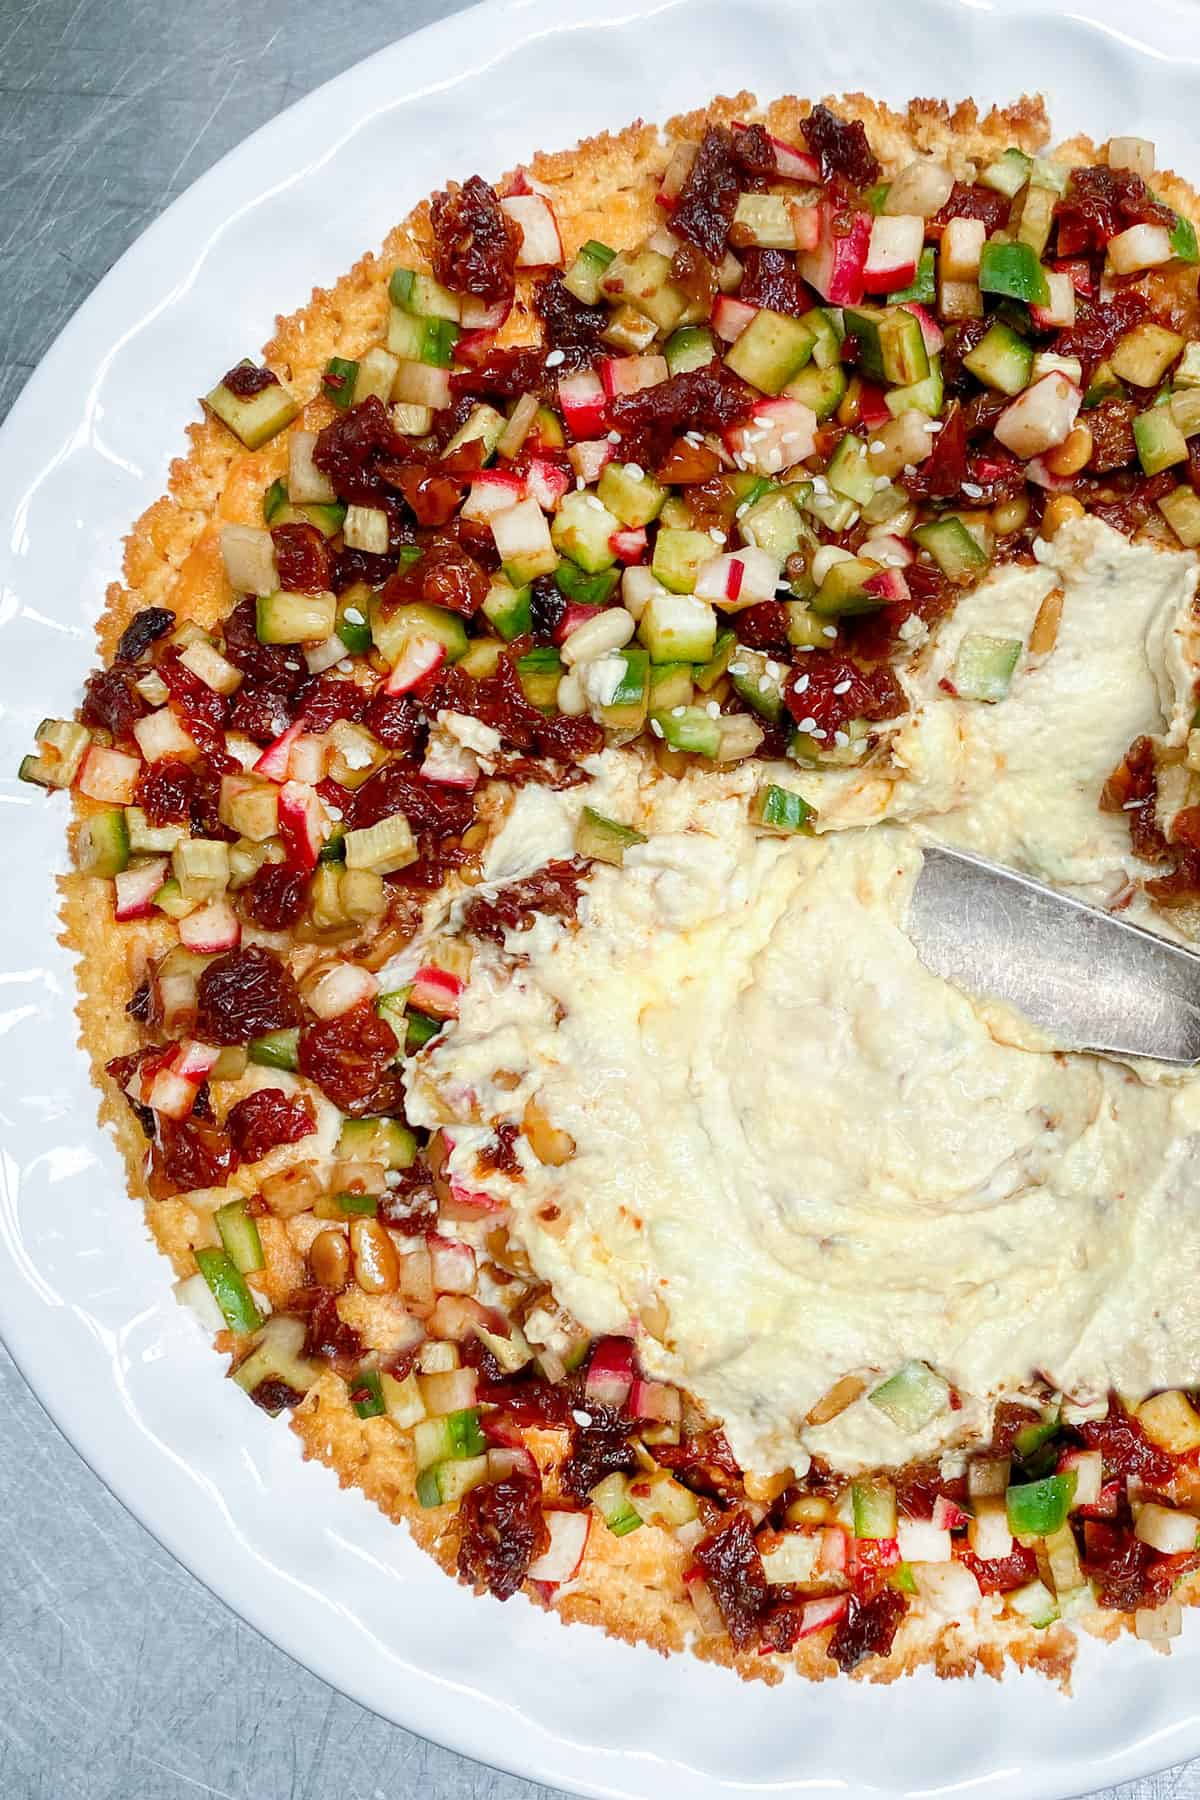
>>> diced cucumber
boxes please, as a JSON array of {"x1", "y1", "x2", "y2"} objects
[
  {"x1": 406, "y1": 1010, "x2": 442, "y2": 1052},
  {"x1": 205, "y1": 366, "x2": 298, "y2": 449},
  {"x1": 783, "y1": 360, "x2": 848, "y2": 420},
  {"x1": 913, "y1": 516, "x2": 988, "y2": 582},
  {"x1": 601, "y1": 246, "x2": 688, "y2": 333},
  {"x1": 1175, "y1": 342, "x2": 1200, "y2": 389},
  {"x1": 442, "y1": 403, "x2": 505, "y2": 462},
  {"x1": 693, "y1": 628, "x2": 736, "y2": 691},
  {"x1": 215, "y1": 1199, "x2": 264, "y2": 1274},
  {"x1": 76, "y1": 809, "x2": 130, "y2": 879},
  {"x1": 807, "y1": 308, "x2": 845, "y2": 368},
  {"x1": 626, "y1": 1468, "x2": 699, "y2": 1530},
  {"x1": 726, "y1": 309, "x2": 816, "y2": 395},
  {"x1": 657, "y1": 494, "x2": 694, "y2": 530},
  {"x1": 732, "y1": 192, "x2": 797, "y2": 247},
  {"x1": 597, "y1": 461, "x2": 666, "y2": 528},
  {"x1": 887, "y1": 246, "x2": 937, "y2": 306},
  {"x1": 1170, "y1": 388, "x2": 1200, "y2": 438},
  {"x1": 750, "y1": 784, "x2": 815, "y2": 835},
  {"x1": 256, "y1": 591, "x2": 336, "y2": 645},
  {"x1": 664, "y1": 325, "x2": 717, "y2": 375},
  {"x1": 381, "y1": 1369, "x2": 427, "y2": 1429},
  {"x1": 826, "y1": 434, "x2": 877, "y2": 506},
  {"x1": 810, "y1": 557, "x2": 886, "y2": 616},
  {"x1": 603, "y1": 305, "x2": 659, "y2": 353},
  {"x1": 647, "y1": 661, "x2": 694, "y2": 711},
  {"x1": 589, "y1": 1471, "x2": 643, "y2": 1537},
  {"x1": 388, "y1": 266, "x2": 462, "y2": 320},
  {"x1": 737, "y1": 489, "x2": 809, "y2": 560},
  {"x1": 336, "y1": 1117, "x2": 417, "y2": 1168},
  {"x1": 1133, "y1": 406, "x2": 1189, "y2": 475},
  {"x1": 370, "y1": 600, "x2": 469, "y2": 668},
  {"x1": 1159, "y1": 484, "x2": 1200, "y2": 547},
  {"x1": 1171, "y1": 215, "x2": 1199, "y2": 263},
  {"x1": 413, "y1": 1407, "x2": 488, "y2": 1470},
  {"x1": 843, "y1": 306, "x2": 929, "y2": 387},
  {"x1": 352, "y1": 346, "x2": 400, "y2": 406},
  {"x1": 483, "y1": 576, "x2": 533, "y2": 640},
  {"x1": 322, "y1": 356, "x2": 359, "y2": 409},
  {"x1": 334, "y1": 591, "x2": 372, "y2": 655},
  {"x1": 249, "y1": 1028, "x2": 300, "y2": 1071},
  {"x1": 344, "y1": 814, "x2": 418, "y2": 876},
  {"x1": 576, "y1": 807, "x2": 647, "y2": 865},
  {"x1": 953, "y1": 634, "x2": 1022, "y2": 702},
  {"x1": 651, "y1": 528, "x2": 717, "y2": 595},
  {"x1": 1005, "y1": 1577, "x2": 1059, "y2": 1628},
  {"x1": 515, "y1": 646, "x2": 562, "y2": 712},
  {"x1": 125, "y1": 808, "x2": 182, "y2": 855},
  {"x1": 962, "y1": 321, "x2": 1034, "y2": 395},
  {"x1": 194, "y1": 1247, "x2": 262, "y2": 1335},
  {"x1": 1013, "y1": 182, "x2": 1056, "y2": 258},
  {"x1": 1012, "y1": 1412, "x2": 1061, "y2": 1462},
  {"x1": 730, "y1": 646, "x2": 787, "y2": 721},
  {"x1": 980, "y1": 146, "x2": 1032, "y2": 197},
  {"x1": 851, "y1": 1478, "x2": 898, "y2": 1540},
  {"x1": 868, "y1": 1359, "x2": 951, "y2": 1432},
  {"x1": 350, "y1": 1369, "x2": 386, "y2": 1420},
  {"x1": 556, "y1": 562, "x2": 620, "y2": 607},
  {"x1": 315, "y1": 1190, "x2": 379, "y2": 1220},
  {"x1": 885, "y1": 356, "x2": 944, "y2": 419},
  {"x1": 1006, "y1": 1472, "x2": 1077, "y2": 1538},
  {"x1": 552, "y1": 490, "x2": 620, "y2": 573},
  {"x1": 652, "y1": 705, "x2": 721, "y2": 758},
  {"x1": 864, "y1": 180, "x2": 891, "y2": 215},
  {"x1": 598, "y1": 647, "x2": 650, "y2": 731},
  {"x1": 1110, "y1": 321, "x2": 1185, "y2": 387},
  {"x1": 978, "y1": 241, "x2": 1050, "y2": 307},
  {"x1": 230, "y1": 1315, "x2": 316, "y2": 1408},
  {"x1": 639, "y1": 588, "x2": 718, "y2": 663},
  {"x1": 416, "y1": 1455, "x2": 490, "y2": 1509},
  {"x1": 19, "y1": 718, "x2": 91, "y2": 790},
  {"x1": 562, "y1": 238, "x2": 617, "y2": 306}
]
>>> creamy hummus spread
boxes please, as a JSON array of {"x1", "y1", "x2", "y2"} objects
[{"x1": 403, "y1": 517, "x2": 1200, "y2": 1477}]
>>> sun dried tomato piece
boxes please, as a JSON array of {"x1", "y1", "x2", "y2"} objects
[
  {"x1": 1078, "y1": 467, "x2": 1176, "y2": 535},
  {"x1": 929, "y1": 181, "x2": 1010, "y2": 238},
  {"x1": 226, "y1": 683, "x2": 296, "y2": 742},
  {"x1": 332, "y1": 546, "x2": 401, "y2": 592},
  {"x1": 186, "y1": 756, "x2": 237, "y2": 841},
  {"x1": 904, "y1": 400, "x2": 968, "y2": 499},
  {"x1": 196, "y1": 946, "x2": 302, "y2": 1046},
  {"x1": 1078, "y1": 1398, "x2": 1174, "y2": 1485},
  {"x1": 80, "y1": 667, "x2": 145, "y2": 742},
  {"x1": 343, "y1": 763, "x2": 474, "y2": 835},
  {"x1": 784, "y1": 654, "x2": 903, "y2": 738},
  {"x1": 225, "y1": 1088, "x2": 315, "y2": 1163},
  {"x1": 1053, "y1": 290, "x2": 1148, "y2": 378},
  {"x1": 421, "y1": 656, "x2": 603, "y2": 763},
  {"x1": 288, "y1": 1286, "x2": 363, "y2": 1363},
  {"x1": 609, "y1": 362, "x2": 754, "y2": 466},
  {"x1": 800, "y1": 103, "x2": 880, "y2": 190},
  {"x1": 221, "y1": 597, "x2": 307, "y2": 692},
  {"x1": 135, "y1": 758, "x2": 194, "y2": 825},
  {"x1": 656, "y1": 1428, "x2": 745, "y2": 1500},
  {"x1": 158, "y1": 650, "x2": 236, "y2": 772},
  {"x1": 240, "y1": 862, "x2": 309, "y2": 930},
  {"x1": 222, "y1": 362, "x2": 278, "y2": 398},
  {"x1": 693, "y1": 1511, "x2": 769, "y2": 1649},
  {"x1": 673, "y1": 126, "x2": 744, "y2": 261},
  {"x1": 430, "y1": 174, "x2": 522, "y2": 304},
  {"x1": 1055, "y1": 165, "x2": 1176, "y2": 258},
  {"x1": 105, "y1": 1049, "x2": 158, "y2": 1138},
  {"x1": 955, "y1": 1541, "x2": 1039, "y2": 1595},
  {"x1": 247, "y1": 1376, "x2": 306, "y2": 1416},
  {"x1": 297, "y1": 676, "x2": 368, "y2": 734},
  {"x1": 126, "y1": 977, "x2": 157, "y2": 1026},
  {"x1": 737, "y1": 247, "x2": 811, "y2": 318},
  {"x1": 478, "y1": 1121, "x2": 522, "y2": 1179},
  {"x1": 1086, "y1": 397, "x2": 1137, "y2": 474},
  {"x1": 457, "y1": 1473, "x2": 549, "y2": 1601},
  {"x1": 115, "y1": 606, "x2": 175, "y2": 665},
  {"x1": 560, "y1": 1403, "x2": 638, "y2": 1500},
  {"x1": 152, "y1": 1115, "x2": 237, "y2": 1194},
  {"x1": 379, "y1": 539, "x2": 489, "y2": 616},
  {"x1": 361, "y1": 692, "x2": 422, "y2": 753},
  {"x1": 463, "y1": 858, "x2": 590, "y2": 942},
  {"x1": 376, "y1": 460, "x2": 471, "y2": 529},
  {"x1": 726, "y1": 601, "x2": 791, "y2": 652},
  {"x1": 894, "y1": 1458, "x2": 967, "y2": 1520},
  {"x1": 298, "y1": 1000, "x2": 403, "y2": 1116},
  {"x1": 991, "y1": 1399, "x2": 1045, "y2": 1453},
  {"x1": 826, "y1": 1585, "x2": 906, "y2": 1672},
  {"x1": 1102, "y1": 734, "x2": 1166, "y2": 865},
  {"x1": 312, "y1": 395, "x2": 403, "y2": 507},
  {"x1": 271, "y1": 523, "x2": 334, "y2": 594},
  {"x1": 1081, "y1": 1520, "x2": 1198, "y2": 1612},
  {"x1": 533, "y1": 270, "x2": 608, "y2": 347}
]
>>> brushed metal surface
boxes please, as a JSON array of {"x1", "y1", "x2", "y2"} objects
[
  {"x1": 0, "y1": 2, "x2": 1195, "y2": 1795},
  {"x1": 911, "y1": 845, "x2": 1200, "y2": 1063}
]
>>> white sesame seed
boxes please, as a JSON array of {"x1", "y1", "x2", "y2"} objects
[
  {"x1": 337, "y1": 658, "x2": 354, "y2": 674},
  {"x1": 733, "y1": 453, "x2": 748, "y2": 471},
  {"x1": 575, "y1": 475, "x2": 586, "y2": 490},
  {"x1": 650, "y1": 717, "x2": 664, "y2": 737},
  {"x1": 797, "y1": 643, "x2": 814, "y2": 652},
  {"x1": 734, "y1": 501, "x2": 750, "y2": 519},
  {"x1": 709, "y1": 527, "x2": 726, "y2": 544},
  {"x1": 873, "y1": 475, "x2": 891, "y2": 492},
  {"x1": 764, "y1": 660, "x2": 780, "y2": 678},
  {"x1": 607, "y1": 429, "x2": 621, "y2": 444},
  {"x1": 822, "y1": 626, "x2": 837, "y2": 639},
  {"x1": 758, "y1": 675, "x2": 773, "y2": 694},
  {"x1": 754, "y1": 413, "x2": 774, "y2": 428},
  {"x1": 810, "y1": 727, "x2": 828, "y2": 739},
  {"x1": 962, "y1": 481, "x2": 984, "y2": 499},
  {"x1": 796, "y1": 715, "x2": 818, "y2": 732},
  {"x1": 834, "y1": 729, "x2": 849, "y2": 747},
  {"x1": 624, "y1": 462, "x2": 645, "y2": 481},
  {"x1": 868, "y1": 440, "x2": 885, "y2": 454},
  {"x1": 1123, "y1": 798, "x2": 1143, "y2": 810},
  {"x1": 812, "y1": 476, "x2": 829, "y2": 495},
  {"x1": 545, "y1": 349, "x2": 566, "y2": 368},
  {"x1": 902, "y1": 464, "x2": 917, "y2": 477},
  {"x1": 685, "y1": 431, "x2": 704, "y2": 446},
  {"x1": 706, "y1": 701, "x2": 720, "y2": 718},
  {"x1": 343, "y1": 607, "x2": 365, "y2": 626},
  {"x1": 586, "y1": 495, "x2": 607, "y2": 512},
  {"x1": 571, "y1": 1408, "x2": 593, "y2": 1426},
  {"x1": 671, "y1": 705, "x2": 686, "y2": 717},
  {"x1": 792, "y1": 672, "x2": 810, "y2": 694},
  {"x1": 832, "y1": 679, "x2": 852, "y2": 695},
  {"x1": 729, "y1": 662, "x2": 749, "y2": 676},
  {"x1": 325, "y1": 805, "x2": 344, "y2": 822},
  {"x1": 927, "y1": 420, "x2": 944, "y2": 432}
]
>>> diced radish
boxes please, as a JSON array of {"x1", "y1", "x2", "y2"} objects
[
  {"x1": 567, "y1": 438, "x2": 615, "y2": 483},
  {"x1": 863, "y1": 214, "x2": 923, "y2": 292},
  {"x1": 584, "y1": 1336, "x2": 635, "y2": 1407},
  {"x1": 1057, "y1": 1448, "x2": 1103, "y2": 1510},
  {"x1": 1135, "y1": 1502, "x2": 1199, "y2": 1555},
  {"x1": 460, "y1": 294, "x2": 511, "y2": 331},
  {"x1": 901, "y1": 302, "x2": 945, "y2": 355},
  {"x1": 557, "y1": 370, "x2": 607, "y2": 438},
  {"x1": 527, "y1": 1509, "x2": 591, "y2": 1585},
  {"x1": 114, "y1": 859, "x2": 168, "y2": 921},
  {"x1": 913, "y1": 1561, "x2": 981, "y2": 1619},
  {"x1": 178, "y1": 897, "x2": 241, "y2": 953},
  {"x1": 1030, "y1": 270, "x2": 1077, "y2": 330},
  {"x1": 798, "y1": 205, "x2": 871, "y2": 305},
  {"x1": 858, "y1": 532, "x2": 914, "y2": 567},
  {"x1": 966, "y1": 1502, "x2": 1013, "y2": 1561},
  {"x1": 145, "y1": 1067, "x2": 200, "y2": 1121},
  {"x1": 712, "y1": 294, "x2": 759, "y2": 343},
  {"x1": 487, "y1": 1445, "x2": 538, "y2": 1482},
  {"x1": 1108, "y1": 222, "x2": 1173, "y2": 274},
  {"x1": 76, "y1": 744, "x2": 141, "y2": 805},
  {"x1": 286, "y1": 733, "x2": 327, "y2": 786},
  {"x1": 490, "y1": 498, "x2": 557, "y2": 572},
  {"x1": 1077, "y1": 1477, "x2": 1121, "y2": 1520},
  {"x1": 450, "y1": 329, "x2": 499, "y2": 368},
  {"x1": 384, "y1": 636, "x2": 446, "y2": 695},
  {"x1": 421, "y1": 1366, "x2": 479, "y2": 1415},
  {"x1": 931, "y1": 1494, "x2": 971, "y2": 1532},
  {"x1": 277, "y1": 780, "x2": 327, "y2": 871},
  {"x1": 524, "y1": 456, "x2": 571, "y2": 512},
  {"x1": 731, "y1": 120, "x2": 821, "y2": 184},
  {"x1": 726, "y1": 397, "x2": 817, "y2": 476},
  {"x1": 420, "y1": 722, "x2": 479, "y2": 789},
  {"x1": 427, "y1": 1292, "x2": 493, "y2": 1338},
  {"x1": 862, "y1": 565, "x2": 910, "y2": 604},
  {"x1": 1024, "y1": 456, "x2": 1077, "y2": 493},
  {"x1": 600, "y1": 354, "x2": 669, "y2": 399},
  {"x1": 897, "y1": 1517, "x2": 952, "y2": 1563},
  {"x1": 656, "y1": 141, "x2": 696, "y2": 208},
  {"x1": 694, "y1": 546, "x2": 782, "y2": 610},
  {"x1": 554, "y1": 604, "x2": 602, "y2": 645},
  {"x1": 443, "y1": 1178, "x2": 505, "y2": 1218},
  {"x1": 794, "y1": 1593, "x2": 850, "y2": 1639},
  {"x1": 410, "y1": 965, "x2": 464, "y2": 1019},
  {"x1": 461, "y1": 469, "x2": 524, "y2": 521},
  {"x1": 305, "y1": 960, "x2": 378, "y2": 1020},
  {"x1": 609, "y1": 526, "x2": 647, "y2": 564},
  {"x1": 629, "y1": 1379, "x2": 682, "y2": 1427},
  {"x1": 790, "y1": 203, "x2": 821, "y2": 253},
  {"x1": 132, "y1": 707, "x2": 196, "y2": 764},
  {"x1": 254, "y1": 718, "x2": 307, "y2": 783},
  {"x1": 682, "y1": 1569, "x2": 725, "y2": 1635},
  {"x1": 1054, "y1": 257, "x2": 1096, "y2": 298},
  {"x1": 852, "y1": 1535, "x2": 901, "y2": 1576},
  {"x1": 818, "y1": 1526, "x2": 848, "y2": 1573},
  {"x1": 994, "y1": 373, "x2": 1081, "y2": 459},
  {"x1": 886, "y1": 158, "x2": 954, "y2": 218},
  {"x1": 428, "y1": 1234, "x2": 477, "y2": 1294},
  {"x1": 174, "y1": 1039, "x2": 222, "y2": 1082},
  {"x1": 940, "y1": 216, "x2": 986, "y2": 282},
  {"x1": 499, "y1": 194, "x2": 564, "y2": 268}
]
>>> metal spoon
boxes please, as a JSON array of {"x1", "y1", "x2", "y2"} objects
[{"x1": 908, "y1": 844, "x2": 1200, "y2": 1064}]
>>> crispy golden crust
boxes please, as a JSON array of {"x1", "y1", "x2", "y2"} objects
[{"x1": 58, "y1": 91, "x2": 1200, "y2": 1685}]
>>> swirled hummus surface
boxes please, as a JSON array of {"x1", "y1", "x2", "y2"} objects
[{"x1": 403, "y1": 516, "x2": 1200, "y2": 1476}]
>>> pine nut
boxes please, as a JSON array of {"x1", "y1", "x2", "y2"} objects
[
  {"x1": 311, "y1": 1228, "x2": 350, "y2": 1288},
  {"x1": 561, "y1": 607, "x2": 636, "y2": 667},
  {"x1": 350, "y1": 1215, "x2": 401, "y2": 1293},
  {"x1": 1044, "y1": 423, "x2": 1093, "y2": 477},
  {"x1": 1040, "y1": 495, "x2": 1086, "y2": 540},
  {"x1": 1029, "y1": 584, "x2": 1065, "y2": 656},
  {"x1": 523, "y1": 1096, "x2": 575, "y2": 1166},
  {"x1": 991, "y1": 492, "x2": 1030, "y2": 536}
]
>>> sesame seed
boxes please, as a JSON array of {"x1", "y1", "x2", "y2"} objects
[
  {"x1": 343, "y1": 607, "x2": 364, "y2": 626},
  {"x1": 571, "y1": 1408, "x2": 593, "y2": 1427},
  {"x1": 729, "y1": 662, "x2": 749, "y2": 676},
  {"x1": 810, "y1": 727, "x2": 827, "y2": 739},
  {"x1": 927, "y1": 420, "x2": 944, "y2": 432},
  {"x1": 754, "y1": 413, "x2": 774, "y2": 428},
  {"x1": 868, "y1": 440, "x2": 885, "y2": 453},
  {"x1": 832, "y1": 679, "x2": 852, "y2": 695},
  {"x1": 586, "y1": 495, "x2": 607, "y2": 512},
  {"x1": 812, "y1": 476, "x2": 829, "y2": 495},
  {"x1": 325, "y1": 805, "x2": 344, "y2": 822},
  {"x1": 903, "y1": 464, "x2": 917, "y2": 477},
  {"x1": 792, "y1": 672, "x2": 810, "y2": 694},
  {"x1": 822, "y1": 626, "x2": 837, "y2": 639},
  {"x1": 873, "y1": 475, "x2": 891, "y2": 492},
  {"x1": 337, "y1": 658, "x2": 354, "y2": 674},
  {"x1": 758, "y1": 675, "x2": 773, "y2": 693},
  {"x1": 545, "y1": 349, "x2": 565, "y2": 368},
  {"x1": 1123, "y1": 798, "x2": 1143, "y2": 810},
  {"x1": 834, "y1": 729, "x2": 849, "y2": 747},
  {"x1": 685, "y1": 431, "x2": 704, "y2": 446},
  {"x1": 734, "y1": 501, "x2": 750, "y2": 518},
  {"x1": 733, "y1": 453, "x2": 748, "y2": 471},
  {"x1": 962, "y1": 481, "x2": 983, "y2": 499},
  {"x1": 650, "y1": 718, "x2": 664, "y2": 737},
  {"x1": 671, "y1": 705, "x2": 686, "y2": 717},
  {"x1": 625, "y1": 462, "x2": 645, "y2": 481},
  {"x1": 706, "y1": 701, "x2": 720, "y2": 718},
  {"x1": 709, "y1": 527, "x2": 726, "y2": 544},
  {"x1": 796, "y1": 715, "x2": 818, "y2": 732},
  {"x1": 575, "y1": 475, "x2": 586, "y2": 490},
  {"x1": 764, "y1": 660, "x2": 780, "y2": 678},
  {"x1": 607, "y1": 430, "x2": 622, "y2": 444}
]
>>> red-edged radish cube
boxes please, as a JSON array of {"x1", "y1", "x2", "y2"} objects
[
  {"x1": 499, "y1": 193, "x2": 564, "y2": 268},
  {"x1": 428, "y1": 1235, "x2": 478, "y2": 1294},
  {"x1": 451, "y1": 328, "x2": 498, "y2": 369},
  {"x1": 1030, "y1": 269, "x2": 1077, "y2": 330},
  {"x1": 114, "y1": 859, "x2": 169, "y2": 921},
  {"x1": 994, "y1": 373, "x2": 1081, "y2": 458},
  {"x1": 277, "y1": 780, "x2": 327, "y2": 871},
  {"x1": 132, "y1": 707, "x2": 197, "y2": 764},
  {"x1": 460, "y1": 293, "x2": 511, "y2": 331},
  {"x1": 795, "y1": 1593, "x2": 850, "y2": 1639},
  {"x1": 726, "y1": 398, "x2": 817, "y2": 475},
  {"x1": 584, "y1": 1336, "x2": 635, "y2": 1407},
  {"x1": 600, "y1": 354, "x2": 669, "y2": 399},
  {"x1": 77, "y1": 744, "x2": 141, "y2": 805},
  {"x1": 554, "y1": 603, "x2": 603, "y2": 645},
  {"x1": 695, "y1": 546, "x2": 782, "y2": 610},
  {"x1": 940, "y1": 216, "x2": 986, "y2": 282},
  {"x1": 420, "y1": 723, "x2": 479, "y2": 789},
  {"x1": 863, "y1": 214, "x2": 923, "y2": 292},
  {"x1": 885, "y1": 158, "x2": 954, "y2": 218},
  {"x1": 931, "y1": 1494, "x2": 971, "y2": 1532},
  {"x1": 896, "y1": 1517, "x2": 952, "y2": 1563},
  {"x1": 798, "y1": 205, "x2": 870, "y2": 305},
  {"x1": 146, "y1": 1066, "x2": 202, "y2": 1121},
  {"x1": 859, "y1": 532, "x2": 915, "y2": 567},
  {"x1": 174, "y1": 1040, "x2": 222, "y2": 1083},
  {"x1": 900, "y1": 302, "x2": 945, "y2": 355},
  {"x1": 712, "y1": 294, "x2": 759, "y2": 343},
  {"x1": 254, "y1": 718, "x2": 306, "y2": 783},
  {"x1": 305, "y1": 960, "x2": 379, "y2": 1020},
  {"x1": 384, "y1": 636, "x2": 446, "y2": 695},
  {"x1": 178, "y1": 897, "x2": 241, "y2": 953},
  {"x1": 489, "y1": 497, "x2": 557, "y2": 579},
  {"x1": 857, "y1": 381, "x2": 892, "y2": 430},
  {"x1": 461, "y1": 469, "x2": 524, "y2": 521},
  {"x1": 1054, "y1": 257, "x2": 1096, "y2": 298},
  {"x1": 818, "y1": 1526, "x2": 848, "y2": 1572},
  {"x1": 443, "y1": 1177, "x2": 505, "y2": 1218},
  {"x1": 1057, "y1": 1448, "x2": 1103, "y2": 1510},
  {"x1": 557, "y1": 370, "x2": 607, "y2": 438},
  {"x1": 656, "y1": 141, "x2": 696, "y2": 208},
  {"x1": 1108, "y1": 222, "x2": 1173, "y2": 273},
  {"x1": 567, "y1": 438, "x2": 616, "y2": 484},
  {"x1": 410, "y1": 965, "x2": 464, "y2": 1019},
  {"x1": 790, "y1": 203, "x2": 821, "y2": 253},
  {"x1": 609, "y1": 525, "x2": 647, "y2": 564},
  {"x1": 524, "y1": 456, "x2": 571, "y2": 512},
  {"x1": 527, "y1": 1509, "x2": 591, "y2": 1585},
  {"x1": 862, "y1": 565, "x2": 910, "y2": 604},
  {"x1": 731, "y1": 120, "x2": 821, "y2": 184}
]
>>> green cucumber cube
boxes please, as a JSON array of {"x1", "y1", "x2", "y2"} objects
[
  {"x1": 962, "y1": 321, "x2": 1034, "y2": 395},
  {"x1": 651, "y1": 527, "x2": 717, "y2": 594},
  {"x1": 597, "y1": 461, "x2": 666, "y2": 528},
  {"x1": 726, "y1": 309, "x2": 816, "y2": 395},
  {"x1": 952, "y1": 634, "x2": 1022, "y2": 702},
  {"x1": 551, "y1": 490, "x2": 620, "y2": 573},
  {"x1": 639, "y1": 589, "x2": 718, "y2": 663},
  {"x1": 750, "y1": 784, "x2": 815, "y2": 835}
]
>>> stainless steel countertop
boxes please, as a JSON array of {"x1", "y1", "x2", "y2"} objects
[{"x1": 0, "y1": 3, "x2": 1196, "y2": 1794}]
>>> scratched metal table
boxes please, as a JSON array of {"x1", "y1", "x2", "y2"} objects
[{"x1": 0, "y1": 3, "x2": 1194, "y2": 1797}]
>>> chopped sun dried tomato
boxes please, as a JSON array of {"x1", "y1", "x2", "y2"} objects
[
  {"x1": 225, "y1": 1088, "x2": 315, "y2": 1163},
  {"x1": 800, "y1": 103, "x2": 880, "y2": 190},
  {"x1": 827, "y1": 1586, "x2": 906, "y2": 1672},
  {"x1": 80, "y1": 667, "x2": 145, "y2": 742},
  {"x1": 430, "y1": 174, "x2": 522, "y2": 304},
  {"x1": 271, "y1": 523, "x2": 333, "y2": 594},
  {"x1": 457, "y1": 1473, "x2": 549, "y2": 1600},
  {"x1": 463, "y1": 858, "x2": 590, "y2": 942},
  {"x1": 115, "y1": 606, "x2": 174, "y2": 664},
  {"x1": 195, "y1": 946, "x2": 302, "y2": 1046},
  {"x1": 738, "y1": 247, "x2": 812, "y2": 318},
  {"x1": 240, "y1": 862, "x2": 309, "y2": 930},
  {"x1": 298, "y1": 1000, "x2": 404, "y2": 1117},
  {"x1": 693, "y1": 1510, "x2": 769, "y2": 1649},
  {"x1": 533, "y1": 270, "x2": 609, "y2": 348},
  {"x1": 1055, "y1": 165, "x2": 1176, "y2": 258},
  {"x1": 672, "y1": 126, "x2": 744, "y2": 262},
  {"x1": 222, "y1": 362, "x2": 278, "y2": 398},
  {"x1": 1078, "y1": 1397, "x2": 1174, "y2": 1485},
  {"x1": 151, "y1": 1115, "x2": 237, "y2": 1195}
]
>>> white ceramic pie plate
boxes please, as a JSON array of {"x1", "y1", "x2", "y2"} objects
[{"x1": 3, "y1": 0, "x2": 1200, "y2": 1791}]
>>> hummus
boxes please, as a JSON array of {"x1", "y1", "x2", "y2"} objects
[{"x1": 404, "y1": 517, "x2": 1200, "y2": 1476}]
